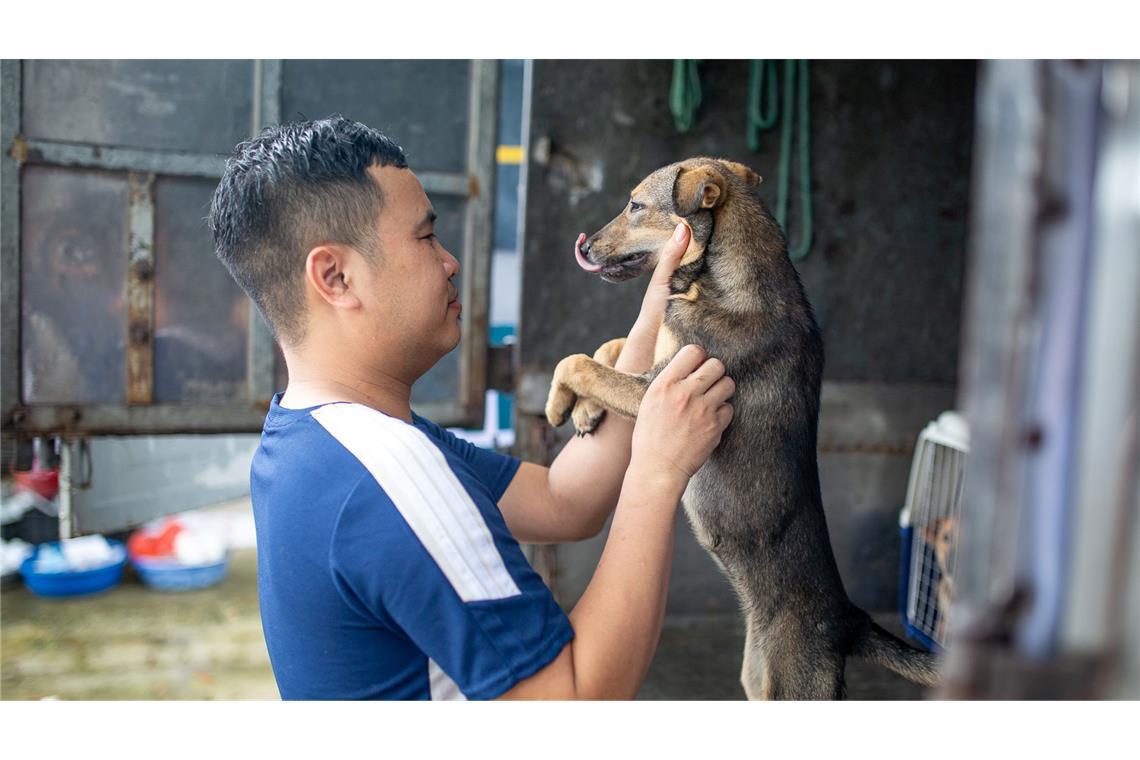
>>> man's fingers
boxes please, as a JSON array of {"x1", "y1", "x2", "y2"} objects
[
  {"x1": 715, "y1": 403, "x2": 734, "y2": 429},
  {"x1": 658, "y1": 344, "x2": 706, "y2": 382},
  {"x1": 684, "y1": 357, "x2": 728, "y2": 393},
  {"x1": 650, "y1": 223, "x2": 691, "y2": 286},
  {"x1": 706, "y1": 375, "x2": 736, "y2": 405}
]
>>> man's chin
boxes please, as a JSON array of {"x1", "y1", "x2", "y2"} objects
[{"x1": 445, "y1": 324, "x2": 462, "y2": 353}]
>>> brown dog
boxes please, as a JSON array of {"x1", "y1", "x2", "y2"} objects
[
  {"x1": 923, "y1": 516, "x2": 959, "y2": 642},
  {"x1": 546, "y1": 157, "x2": 940, "y2": 699}
]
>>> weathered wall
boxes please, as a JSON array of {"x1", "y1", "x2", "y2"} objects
[{"x1": 517, "y1": 60, "x2": 976, "y2": 613}]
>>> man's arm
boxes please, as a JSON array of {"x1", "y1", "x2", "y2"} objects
[
  {"x1": 498, "y1": 345, "x2": 734, "y2": 699},
  {"x1": 497, "y1": 224, "x2": 691, "y2": 544}
]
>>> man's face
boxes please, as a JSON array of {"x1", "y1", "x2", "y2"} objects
[{"x1": 358, "y1": 165, "x2": 462, "y2": 377}]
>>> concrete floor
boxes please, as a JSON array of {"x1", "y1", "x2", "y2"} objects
[
  {"x1": 2, "y1": 548, "x2": 277, "y2": 700},
  {"x1": 3, "y1": 547, "x2": 929, "y2": 700},
  {"x1": 639, "y1": 613, "x2": 927, "y2": 700}
]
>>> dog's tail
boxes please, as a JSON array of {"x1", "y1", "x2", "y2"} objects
[{"x1": 849, "y1": 616, "x2": 941, "y2": 687}]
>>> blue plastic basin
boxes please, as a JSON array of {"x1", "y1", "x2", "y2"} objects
[
  {"x1": 20, "y1": 540, "x2": 127, "y2": 598},
  {"x1": 131, "y1": 555, "x2": 228, "y2": 591}
]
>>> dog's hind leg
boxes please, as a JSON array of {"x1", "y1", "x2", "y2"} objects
[
  {"x1": 571, "y1": 338, "x2": 626, "y2": 435},
  {"x1": 740, "y1": 619, "x2": 768, "y2": 700},
  {"x1": 741, "y1": 615, "x2": 846, "y2": 700}
]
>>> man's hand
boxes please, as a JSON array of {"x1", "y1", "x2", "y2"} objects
[
  {"x1": 613, "y1": 222, "x2": 691, "y2": 374},
  {"x1": 638, "y1": 222, "x2": 692, "y2": 327},
  {"x1": 632, "y1": 344, "x2": 734, "y2": 483}
]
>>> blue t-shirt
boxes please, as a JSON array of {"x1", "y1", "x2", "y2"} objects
[{"x1": 251, "y1": 393, "x2": 574, "y2": 700}]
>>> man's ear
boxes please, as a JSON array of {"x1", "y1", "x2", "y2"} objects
[
  {"x1": 673, "y1": 164, "x2": 728, "y2": 216},
  {"x1": 305, "y1": 245, "x2": 361, "y2": 309},
  {"x1": 719, "y1": 159, "x2": 762, "y2": 188}
]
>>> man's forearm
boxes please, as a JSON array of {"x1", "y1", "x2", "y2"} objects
[
  {"x1": 565, "y1": 460, "x2": 683, "y2": 698},
  {"x1": 499, "y1": 459, "x2": 685, "y2": 700}
]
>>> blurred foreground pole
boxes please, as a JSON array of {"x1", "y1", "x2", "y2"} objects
[{"x1": 945, "y1": 60, "x2": 1140, "y2": 699}]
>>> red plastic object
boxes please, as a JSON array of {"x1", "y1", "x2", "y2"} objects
[
  {"x1": 128, "y1": 520, "x2": 186, "y2": 560},
  {"x1": 13, "y1": 469, "x2": 59, "y2": 500}
]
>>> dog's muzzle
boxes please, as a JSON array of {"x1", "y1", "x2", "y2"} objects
[{"x1": 575, "y1": 234, "x2": 603, "y2": 273}]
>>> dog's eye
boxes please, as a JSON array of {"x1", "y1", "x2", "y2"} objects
[{"x1": 628, "y1": 200, "x2": 643, "y2": 213}]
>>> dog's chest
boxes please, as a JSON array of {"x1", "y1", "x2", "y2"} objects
[{"x1": 653, "y1": 322, "x2": 682, "y2": 367}]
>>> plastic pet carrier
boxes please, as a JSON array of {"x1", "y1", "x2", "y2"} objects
[{"x1": 898, "y1": 411, "x2": 969, "y2": 651}]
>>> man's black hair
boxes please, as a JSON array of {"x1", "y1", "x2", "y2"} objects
[{"x1": 209, "y1": 116, "x2": 408, "y2": 344}]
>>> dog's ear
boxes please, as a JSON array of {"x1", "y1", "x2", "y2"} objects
[
  {"x1": 674, "y1": 165, "x2": 727, "y2": 216},
  {"x1": 719, "y1": 160, "x2": 762, "y2": 188}
]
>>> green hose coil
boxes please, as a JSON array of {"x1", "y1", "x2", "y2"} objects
[{"x1": 750, "y1": 59, "x2": 813, "y2": 261}]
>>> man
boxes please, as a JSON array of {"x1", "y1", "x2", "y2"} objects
[{"x1": 209, "y1": 117, "x2": 734, "y2": 700}]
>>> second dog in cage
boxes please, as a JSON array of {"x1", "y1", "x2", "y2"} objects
[
  {"x1": 924, "y1": 516, "x2": 959, "y2": 641},
  {"x1": 902, "y1": 411, "x2": 969, "y2": 651},
  {"x1": 546, "y1": 157, "x2": 940, "y2": 699}
]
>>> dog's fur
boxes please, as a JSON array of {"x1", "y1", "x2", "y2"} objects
[{"x1": 546, "y1": 157, "x2": 940, "y2": 699}]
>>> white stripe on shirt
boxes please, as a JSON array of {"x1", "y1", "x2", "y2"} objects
[
  {"x1": 428, "y1": 657, "x2": 467, "y2": 701},
  {"x1": 311, "y1": 403, "x2": 521, "y2": 603}
]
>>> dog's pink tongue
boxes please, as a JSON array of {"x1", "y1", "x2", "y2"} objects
[{"x1": 574, "y1": 233, "x2": 603, "y2": 273}]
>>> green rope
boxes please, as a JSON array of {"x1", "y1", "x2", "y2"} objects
[
  {"x1": 789, "y1": 60, "x2": 813, "y2": 261},
  {"x1": 746, "y1": 60, "x2": 779, "y2": 150},
  {"x1": 776, "y1": 61, "x2": 795, "y2": 230},
  {"x1": 669, "y1": 60, "x2": 702, "y2": 133},
  {"x1": 671, "y1": 58, "x2": 813, "y2": 260},
  {"x1": 751, "y1": 59, "x2": 813, "y2": 261}
]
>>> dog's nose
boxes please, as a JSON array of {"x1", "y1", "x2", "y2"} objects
[{"x1": 580, "y1": 239, "x2": 592, "y2": 260}]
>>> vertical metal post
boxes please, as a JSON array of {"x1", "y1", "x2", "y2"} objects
[
  {"x1": 513, "y1": 60, "x2": 560, "y2": 593},
  {"x1": 953, "y1": 60, "x2": 1044, "y2": 620},
  {"x1": 58, "y1": 438, "x2": 74, "y2": 540},
  {"x1": 126, "y1": 172, "x2": 156, "y2": 405},
  {"x1": 1063, "y1": 61, "x2": 1140, "y2": 664},
  {"x1": 458, "y1": 59, "x2": 498, "y2": 420},
  {"x1": 1, "y1": 60, "x2": 22, "y2": 422},
  {"x1": 940, "y1": 60, "x2": 1046, "y2": 697},
  {"x1": 247, "y1": 60, "x2": 283, "y2": 405}
]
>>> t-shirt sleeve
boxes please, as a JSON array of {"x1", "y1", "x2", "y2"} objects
[
  {"x1": 330, "y1": 474, "x2": 573, "y2": 700},
  {"x1": 412, "y1": 414, "x2": 521, "y2": 500}
]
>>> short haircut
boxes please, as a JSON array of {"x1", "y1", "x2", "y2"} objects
[{"x1": 209, "y1": 116, "x2": 408, "y2": 344}]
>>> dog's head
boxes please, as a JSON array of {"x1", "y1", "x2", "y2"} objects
[
  {"x1": 576, "y1": 157, "x2": 762, "y2": 283},
  {"x1": 923, "y1": 516, "x2": 959, "y2": 573}
]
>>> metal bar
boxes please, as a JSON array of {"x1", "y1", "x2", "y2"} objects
[
  {"x1": 1017, "y1": 60, "x2": 1103, "y2": 659},
  {"x1": 1, "y1": 60, "x2": 22, "y2": 425},
  {"x1": 456, "y1": 59, "x2": 498, "y2": 423},
  {"x1": 938, "y1": 60, "x2": 1047, "y2": 698},
  {"x1": 246, "y1": 60, "x2": 284, "y2": 406},
  {"x1": 418, "y1": 170, "x2": 475, "y2": 198},
  {"x1": 58, "y1": 438, "x2": 74, "y2": 540},
  {"x1": 8, "y1": 400, "x2": 474, "y2": 436},
  {"x1": 259, "y1": 60, "x2": 282, "y2": 127},
  {"x1": 126, "y1": 172, "x2": 156, "y2": 405},
  {"x1": 21, "y1": 139, "x2": 227, "y2": 178},
  {"x1": 954, "y1": 59, "x2": 1044, "y2": 616},
  {"x1": 1063, "y1": 61, "x2": 1140, "y2": 658}
]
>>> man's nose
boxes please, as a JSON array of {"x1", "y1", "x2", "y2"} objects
[{"x1": 443, "y1": 248, "x2": 460, "y2": 277}]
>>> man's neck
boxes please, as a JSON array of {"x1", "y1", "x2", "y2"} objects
[
  {"x1": 279, "y1": 347, "x2": 416, "y2": 423},
  {"x1": 280, "y1": 377, "x2": 414, "y2": 423}
]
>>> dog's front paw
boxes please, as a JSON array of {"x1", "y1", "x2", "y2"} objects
[
  {"x1": 545, "y1": 384, "x2": 576, "y2": 428},
  {"x1": 546, "y1": 354, "x2": 590, "y2": 428},
  {"x1": 571, "y1": 398, "x2": 606, "y2": 436}
]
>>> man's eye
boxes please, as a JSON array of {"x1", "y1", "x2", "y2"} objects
[
  {"x1": 629, "y1": 201, "x2": 643, "y2": 212},
  {"x1": 421, "y1": 233, "x2": 437, "y2": 241}
]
